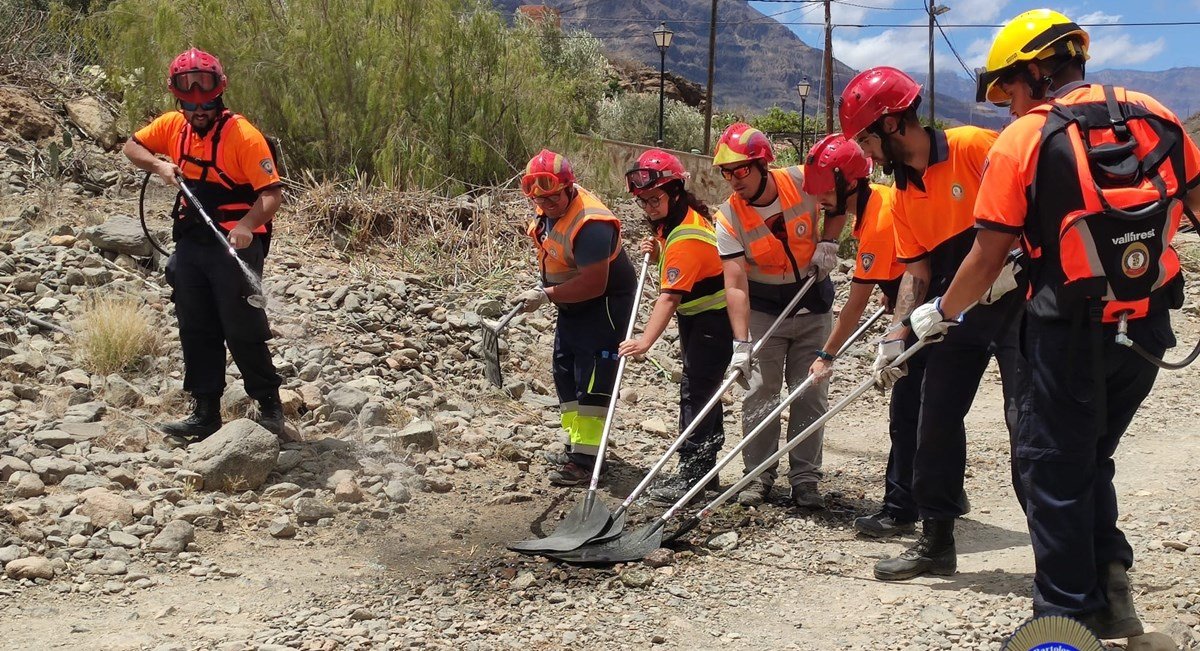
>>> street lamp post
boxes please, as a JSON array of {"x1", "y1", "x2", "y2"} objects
[
  {"x1": 796, "y1": 77, "x2": 811, "y2": 155},
  {"x1": 653, "y1": 22, "x2": 673, "y2": 147},
  {"x1": 927, "y1": 2, "x2": 950, "y2": 123}
]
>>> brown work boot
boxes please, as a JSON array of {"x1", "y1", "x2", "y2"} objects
[
  {"x1": 1078, "y1": 562, "x2": 1144, "y2": 639},
  {"x1": 791, "y1": 483, "x2": 824, "y2": 510},
  {"x1": 736, "y1": 482, "x2": 768, "y2": 507},
  {"x1": 548, "y1": 461, "x2": 595, "y2": 487}
]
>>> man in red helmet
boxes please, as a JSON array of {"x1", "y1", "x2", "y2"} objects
[
  {"x1": 618, "y1": 149, "x2": 731, "y2": 503},
  {"x1": 803, "y1": 134, "x2": 922, "y2": 537},
  {"x1": 122, "y1": 48, "x2": 285, "y2": 443},
  {"x1": 839, "y1": 66, "x2": 1025, "y2": 580},
  {"x1": 515, "y1": 149, "x2": 637, "y2": 486},
  {"x1": 711, "y1": 122, "x2": 846, "y2": 510}
]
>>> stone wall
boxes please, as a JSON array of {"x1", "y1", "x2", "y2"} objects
[{"x1": 566, "y1": 135, "x2": 727, "y2": 207}]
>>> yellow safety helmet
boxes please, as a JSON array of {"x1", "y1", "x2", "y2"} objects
[{"x1": 975, "y1": 9, "x2": 1089, "y2": 105}]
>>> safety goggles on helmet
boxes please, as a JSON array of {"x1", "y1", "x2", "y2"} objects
[
  {"x1": 171, "y1": 70, "x2": 222, "y2": 94},
  {"x1": 520, "y1": 172, "x2": 567, "y2": 198},
  {"x1": 719, "y1": 163, "x2": 756, "y2": 181},
  {"x1": 179, "y1": 98, "x2": 222, "y2": 111},
  {"x1": 625, "y1": 167, "x2": 679, "y2": 192}
]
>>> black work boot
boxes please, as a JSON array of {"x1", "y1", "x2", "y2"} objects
[
  {"x1": 874, "y1": 518, "x2": 957, "y2": 581},
  {"x1": 256, "y1": 393, "x2": 286, "y2": 436},
  {"x1": 158, "y1": 395, "x2": 222, "y2": 442},
  {"x1": 1079, "y1": 562, "x2": 1144, "y2": 639},
  {"x1": 854, "y1": 510, "x2": 917, "y2": 538}
]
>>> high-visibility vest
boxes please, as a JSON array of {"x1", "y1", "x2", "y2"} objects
[
  {"x1": 714, "y1": 166, "x2": 820, "y2": 284},
  {"x1": 173, "y1": 111, "x2": 273, "y2": 235},
  {"x1": 526, "y1": 186, "x2": 622, "y2": 285},
  {"x1": 660, "y1": 209, "x2": 726, "y2": 316}
]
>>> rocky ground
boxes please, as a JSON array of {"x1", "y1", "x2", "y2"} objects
[{"x1": 1, "y1": 81, "x2": 1200, "y2": 651}]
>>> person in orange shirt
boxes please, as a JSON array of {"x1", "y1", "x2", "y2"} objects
[
  {"x1": 839, "y1": 67, "x2": 1026, "y2": 581},
  {"x1": 514, "y1": 150, "x2": 638, "y2": 486},
  {"x1": 122, "y1": 48, "x2": 284, "y2": 442},
  {"x1": 913, "y1": 10, "x2": 1200, "y2": 638},
  {"x1": 802, "y1": 134, "x2": 930, "y2": 538},
  {"x1": 711, "y1": 123, "x2": 845, "y2": 510},
  {"x1": 617, "y1": 149, "x2": 731, "y2": 503}
]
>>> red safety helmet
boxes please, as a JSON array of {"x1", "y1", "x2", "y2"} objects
[
  {"x1": 712, "y1": 123, "x2": 775, "y2": 167},
  {"x1": 167, "y1": 48, "x2": 227, "y2": 104},
  {"x1": 802, "y1": 134, "x2": 872, "y2": 196},
  {"x1": 626, "y1": 149, "x2": 689, "y2": 195},
  {"x1": 838, "y1": 67, "x2": 922, "y2": 139},
  {"x1": 520, "y1": 149, "x2": 575, "y2": 198}
]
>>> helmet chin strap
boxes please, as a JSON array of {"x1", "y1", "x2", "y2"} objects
[
  {"x1": 832, "y1": 172, "x2": 851, "y2": 218},
  {"x1": 746, "y1": 161, "x2": 770, "y2": 205},
  {"x1": 869, "y1": 118, "x2": 905, "y2": 177},
  {"x1": 1023, "y1": 56, "x2": 1084, "y2": 101}
]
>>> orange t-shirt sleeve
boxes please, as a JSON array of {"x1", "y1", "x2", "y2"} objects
[
  {"x1": 132, "y1": 112, "x2": 185, "y2": 157},
  {"x1": 229, "y1": 121, "x2": 282, "y2": 191},
  {"x1": 974, "y1": 118, "x2": 1041, "y2": 233},
  {"x1": 891, "y1": 198, "x2": 926, "y2": 263},
  {"x1": 660, "y1": 238, "x2": 708, "y2": 293}
]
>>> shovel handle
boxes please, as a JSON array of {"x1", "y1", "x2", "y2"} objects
[
  {"x1": 615, "y1": 274, "x2": 822, "y2": 510},
  {"x1": 493, "y1": 301, "x2": 525, "y2": 334},
  {"x1": 175, "y1": 174, "x2": 238, "y2": 257},
  {"x1": 654, "y1": 305, "x2": 886, "y2": 522},
  {"x1": 585, "y1": 252, "x2": 653, "y2": 492}
]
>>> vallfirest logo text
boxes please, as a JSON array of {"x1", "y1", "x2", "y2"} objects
[{"x1": 1111, "y1": 229, "x2": 1156, "y2": 245}]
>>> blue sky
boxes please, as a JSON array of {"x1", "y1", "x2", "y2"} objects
[{"x1": 749, "y1": 0, "x2": 1199, "y2": 77}]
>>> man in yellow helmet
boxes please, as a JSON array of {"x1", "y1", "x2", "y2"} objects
[{"x1": 912, "y1": 9, "x2": 1200, "y2": 639}]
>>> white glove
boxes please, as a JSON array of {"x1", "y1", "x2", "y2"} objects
[
  {"x1": 979, "y1": 259, "x2": 1020, "y2": 305},
  {"x1": 910, "y1": 297, "x2": 961, "y2": 342},
  {"x1": 729, "y1": 339, "x2": 754, "y2": 389},
  {"x1": 812, "y1": 240, "x2": 839, "y2": 280},
  {"x1": 513, "y1": 287, "x2": 549, "y2": 313},
  {"x1": 872, "y1": 339, "x2": 907, "y2": 389}
]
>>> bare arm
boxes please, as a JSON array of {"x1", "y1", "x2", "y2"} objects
[
  {"x1": 544, "y1": 259, "x2": 610, "y2": 304},
  {"x1": 122, "y1": 138, "x2": 179, "y2": 186},
  {"x1": 619, "y1": 292, "x2": 681, "y2": 358},
  {"x1": 239, "y1": 187, "x2": 283, "y2": 230},
  {"x1": 891, "y1": 258, "x2": 931, "y2": 340},
  {"x1": 722, "y1": 257, "x2": 752, "y2": 341},
  {"x1": 1187, "y1": 184, "x2": 1200, "y2": 220},
  {"x1": 938, "y1": 230, "x2": 1020, "y2": 319},
  {"x1": 821, "y1": 212, "x2": 849, "y2": 242}
]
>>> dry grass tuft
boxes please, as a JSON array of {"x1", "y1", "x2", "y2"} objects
[{"x1": 74, "y1": 295, "x2": 162, "y2": 375}]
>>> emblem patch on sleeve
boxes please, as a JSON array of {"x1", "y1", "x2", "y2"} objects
[{"x1": 259, "y1": 158, "x2": 275, "y2": 175}]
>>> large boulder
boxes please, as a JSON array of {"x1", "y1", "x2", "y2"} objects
[
  {"x1": 183, "y1": 419, "x2": 279, "y2": 491},
  {"x1": 77, "y1": 488, "x2": 135, "y2": 527},
  {"x1": 5, "y1": 556, "x2": 55, "y2": 580},
  {"x1": 82, "y1": 216, "x2": 152, "y2": 257},
  {"x1": 0, "y1": 87, "x2": 55, "y2": 141},
  {"x1": 65, "y1": 96, "x2": 120, "y2": 150}
]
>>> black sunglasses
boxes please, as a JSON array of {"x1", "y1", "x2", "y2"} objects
[{"x1": 180, "y1": 99, "x2": 221, "y2": 111}]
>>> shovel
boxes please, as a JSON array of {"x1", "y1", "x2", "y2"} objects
[
  {"x1": 546, "y1": 307, "x2": 898, "y2": 564},
  {"x1": 507, "y1": 252, "x2": 653, "y2": 554},
  {"x1": 586, "y1": 275, "x2": 827, "y2": 545},
  {"x1": 481, "y1": 301, "x2": 524, "y2": 387}
]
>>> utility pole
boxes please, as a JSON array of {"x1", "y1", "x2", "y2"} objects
[
  {"x1": 703, "y1": 0, "x2": 718, "y2": 153},
  {"x1": 927, "y1": 2, "x2": 950, "y2": 123},
  {"x1": 823, "y1": 0, "x2": 833, "y2": 133}
]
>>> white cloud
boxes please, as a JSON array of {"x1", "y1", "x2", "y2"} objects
[
  {"x1": 1088, "y1": 34, "x2": 1167, "y2": 68},
  {"x1": 832, "y1": 27, "x2": 931, "y2": 72},
  {"x1": 1075, "y1": 11, "x2": 1122, "y2": 25}
]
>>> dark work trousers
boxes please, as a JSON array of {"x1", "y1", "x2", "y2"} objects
[
  {"x1": 882, "y1": 336, "x2": 929, "y2": 522},
  {"x1": 913, "y1": 289, "x2": 1026, "y2": 520},
  {"x1": 173, "y1": 235, "x2": 281, "y2": 402},
  {"x1": 552, "y1": 292, "x2": 633, "y2": 468},
  {"x1": 1018, "y1": 310, "x2": 1171, "y2": 617},
  {"x1": 676, "y1": 308, "x2": 734, "y2": 475}
]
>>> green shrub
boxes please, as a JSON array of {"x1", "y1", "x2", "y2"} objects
[
  {"x1": 90, "y1": 0, "x2": 595, "y2": 191},
  {"x1": 593, "y1": 92, "x2": 704, "y2": 152}
]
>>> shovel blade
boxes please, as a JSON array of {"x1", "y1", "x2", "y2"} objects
[
  {"x1": 480, "y1": 323, "x2": 504, "y2": 387},
  {"x1": 585, "y1": 507, "x2": 627, "y2": 545},
  {"x1": 507, "y1": 493, "x2": 613, "y2": 554},
  {"x1": 544, "y1": 521, "x2": 665, "y2": 565}
]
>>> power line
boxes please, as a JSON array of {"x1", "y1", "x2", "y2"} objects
[
  {"x1": 555, "y1": 15, "x2": 1200, "y2": 28},
  {"x1": 934, "y1": 15, "x2": 976, "y2": 82}
]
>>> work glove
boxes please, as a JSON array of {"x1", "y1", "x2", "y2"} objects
[
  {"x1": 513, "y1": 287, "x2": 549, "y2": 313},
  {"x1": 872, "y1": 339, "x2": 907, "y2": 389},
  {"x1": 729, "y1": 339, "x2": 754, "y2": 390},
  {"x1": 979, "y1": 259, "x2": 1020, "y2": 305},
  {"x1": 811, "y1": 240, "x2": 839, "y2": 280},
  {"x1": 910, "y1": 297, "x2": 962, "y2": 343}
]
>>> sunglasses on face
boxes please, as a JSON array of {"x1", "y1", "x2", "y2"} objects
[
  {"x1": 719, "y1": 163, "x2": 755, "y2": 181},
  {"x1": 180, "y1": 99, "x2": 221, "y2": 111}
]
